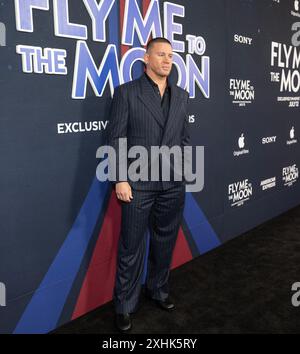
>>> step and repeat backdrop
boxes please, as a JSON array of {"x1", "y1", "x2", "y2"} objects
[{"x1": 0, "y1": 0, "x2": 299, "y2": 333}]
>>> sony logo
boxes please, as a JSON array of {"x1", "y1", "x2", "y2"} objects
[
  {"x1": 234, "y1": 34, "x2": 253, "y2": 45},
  {"x1": 262, "y1": 136, "x2": 277, "y2": 144}
]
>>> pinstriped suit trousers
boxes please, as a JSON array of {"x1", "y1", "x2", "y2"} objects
[{"x1": 113, "y1": 184, "x2": 186, "y2": 314}]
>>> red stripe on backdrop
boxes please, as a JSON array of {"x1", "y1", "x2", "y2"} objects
[
  {"x1": 71, "y1": 192, "x2": 121, "y2": 319},
  {"x1": 171, "y1": 227, "x2": 193, "y2": 269},
  {"x1": 120, "y1": 0, "x2": 129, "y2": 58},
  {"x1": 143, "y1": 0, "x2": 151, "y2": 19}
]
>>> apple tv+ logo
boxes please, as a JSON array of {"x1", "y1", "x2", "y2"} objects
[
  {"x1": 287, "y1": 126, "x2": 297, "y2": 145},
  {"x1": 233, "y1": 133, "x2": 249, "y2": 157}
]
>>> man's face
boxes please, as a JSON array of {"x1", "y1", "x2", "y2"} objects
[{"x1": 144, "y1": 42, "x2": 173, "y2": 78}]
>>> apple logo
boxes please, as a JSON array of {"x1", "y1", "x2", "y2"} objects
[
  {"x1": 295, "y1": 0, "x2": 299, "y2": 12},
  {"x1": 290, "y1": 127, "x2": 295, "y2": 139},
  {"x1": 238, "y1": 133, "x2": 245, "y2": 149}
]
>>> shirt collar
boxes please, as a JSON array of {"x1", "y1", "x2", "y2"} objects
[{"x1": 144, "y1": 72, "x2": 170, "y2": 90}]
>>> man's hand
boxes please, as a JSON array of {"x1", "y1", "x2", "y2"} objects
[{"x1": 115, "y1": 182, "x2": 133, "y2": 202}]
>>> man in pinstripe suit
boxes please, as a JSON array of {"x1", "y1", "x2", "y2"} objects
[{"x1": 107, "y1": 37, "x2": 190, "y2": 332}]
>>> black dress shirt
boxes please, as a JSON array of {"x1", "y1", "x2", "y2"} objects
[
  {"x1": 144, "y1": 72, "x2": 172, "y2": 181},
  {"x1": 144, "y1": 72, "x2": 171, "y2": 126}
]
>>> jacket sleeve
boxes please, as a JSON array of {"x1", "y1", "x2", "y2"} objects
[{"x1": 107, "y1": 85, "x2": 129, "y2": 184}]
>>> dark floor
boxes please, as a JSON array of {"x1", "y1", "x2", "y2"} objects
[{"x1": 53, "y1": 205, "x2": 300, "y2": 334}]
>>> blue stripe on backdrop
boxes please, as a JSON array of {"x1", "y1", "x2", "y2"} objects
[
  {"x1": 14, "y1": 0, "x2": 122, "y2": 334},
  {"x1": 14, "y1": 179, "x2": 109, "y2": 334},
  {"x1": 183, "y1": 193, "x2": 221, "y2": 254}
]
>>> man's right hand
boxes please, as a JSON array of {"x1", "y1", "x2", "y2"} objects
[{"x1": 115, "y1": 182, "x2": 133, "y2": 202}]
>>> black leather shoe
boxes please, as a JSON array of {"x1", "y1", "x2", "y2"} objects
[
  {"x1": 115, "y1": 313, "x2": 132, "y2": 332},
  {"x1": 154, "y1": 297, "x2": 175, "y2": 311}
]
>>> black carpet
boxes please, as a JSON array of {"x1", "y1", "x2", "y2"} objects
[{"x1": 53, "y1": 205, "x2": 300, "y2": 334}]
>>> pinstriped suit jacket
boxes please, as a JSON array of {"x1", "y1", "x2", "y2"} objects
[{"x1": 107, "y1": 72, "x2": 190, "y2": 191}]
